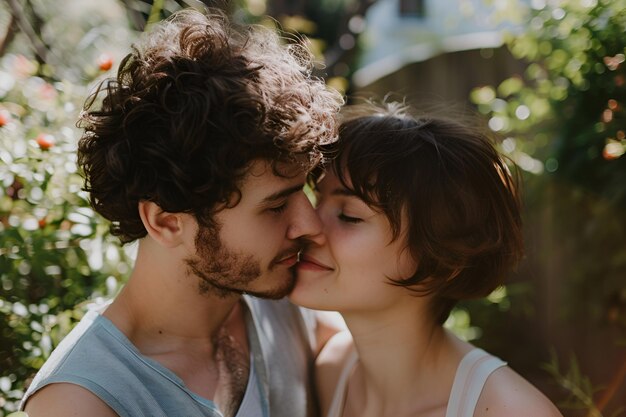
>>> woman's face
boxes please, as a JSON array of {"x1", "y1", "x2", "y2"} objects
[{"x1": 290, "y1": 169, "x2": 417, "y2": 313}]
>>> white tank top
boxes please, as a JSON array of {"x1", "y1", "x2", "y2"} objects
[{"x1": 325, "y1": 348, "x2": 506, "y2": 417}]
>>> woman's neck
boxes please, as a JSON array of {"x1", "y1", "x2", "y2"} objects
[{"x1": 341, "y1": 305, "x2": 471, "y2": 417}]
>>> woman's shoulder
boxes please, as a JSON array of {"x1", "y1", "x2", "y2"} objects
[
  {"x1": 315, "y1": 330, "x2": 355, "y2": 417},
  {"x1": 474, "y1": 364, "x2": 563, "y2": 417}
]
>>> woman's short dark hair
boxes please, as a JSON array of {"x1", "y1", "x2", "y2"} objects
[
  {"x1": 77, "y1": 9, "x2": 342, "y2": 244},
  {"x1": 326, "y1": 102, "x2": 524, "y2": 324}
]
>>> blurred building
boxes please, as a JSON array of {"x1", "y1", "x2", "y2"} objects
[{"x1": 352, "y1": 0, "x2": 527, "y2": 103}]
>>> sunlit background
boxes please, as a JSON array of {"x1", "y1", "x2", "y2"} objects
[{"x1": 0, "y1": 1, "x2": 625, "y2": 416}]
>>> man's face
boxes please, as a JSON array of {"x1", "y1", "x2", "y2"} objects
[{"x1": 185, "y1": 159, "x2": 324, "y2": 299}]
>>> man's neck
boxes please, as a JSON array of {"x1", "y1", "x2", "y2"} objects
[
  {"x1": 105, "y1": 238, "x2": 242, "y2": 341},
  {"x1": 101, "y1": 239, "x2": 251, "y2": 417}
]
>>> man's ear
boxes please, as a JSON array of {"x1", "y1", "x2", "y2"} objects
[{"x1": 138, "y1": 201, "x2": 186, "y2": 248}]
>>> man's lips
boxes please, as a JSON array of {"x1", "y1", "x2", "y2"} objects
[
  {"x1": 297, "y1": 254, "x2": 334, "y2": 271},
  {"x1": 276, "y1": 253, "x2": 299, "y2": 267}
]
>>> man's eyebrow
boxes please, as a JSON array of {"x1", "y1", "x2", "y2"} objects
[{"x1": 261, "y1": 184, "x2": 305, "y2": 204}]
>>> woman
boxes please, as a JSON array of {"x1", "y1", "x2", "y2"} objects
[{"x1": 290, "y1": 103, "x2": 562, "y2": 417}]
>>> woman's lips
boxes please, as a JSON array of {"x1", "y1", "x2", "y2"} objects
[{"x1": 297, "y1": 254, "x2": 334, "y2": 271}]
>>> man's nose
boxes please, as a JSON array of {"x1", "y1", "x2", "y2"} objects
[{"x1": 286, "y1": 193, "x2": 326, "y2": 246}]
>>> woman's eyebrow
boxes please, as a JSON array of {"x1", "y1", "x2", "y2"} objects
[{"x1": 331, "y1": 187, "x2": 357, "y2": 197}]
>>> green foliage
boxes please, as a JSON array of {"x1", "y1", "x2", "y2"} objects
[
  {"x1": 471, "y1": 0, "x2": 626, "y2": 318},
  {"x1": 541, "y1": 351, "x2": 626, "y2": 417},
  {"x1": 543, "y1": 351, "x2": 602, "y2": 416},
  {"x1": 0, "y1": 1, "x2": 137, "y2": 414},
  {"x1": 469, "y1": 1, "x2": 626, "y2": 414},
  {"x1": 471, "y1": 0, "x2": 626, "y2": 325},
  {"x1": 0, "y1": 52, "x2": 133, "y2": 415},
  {"x1": 472, "y1": 0, "x2": 626, "y2": 202}
]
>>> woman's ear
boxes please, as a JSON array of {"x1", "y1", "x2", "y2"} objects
[{"x1": 137, "y1": 201, "x2": 186, "y2": 248}]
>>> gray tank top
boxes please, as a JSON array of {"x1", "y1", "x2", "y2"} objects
[{"x1": 20, "y1": 296, "x2": 317, "y2": 417}]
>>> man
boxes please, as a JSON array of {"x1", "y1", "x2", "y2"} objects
[{"x1": 20, "y1": 8, "x2": 343, "y2": 417}]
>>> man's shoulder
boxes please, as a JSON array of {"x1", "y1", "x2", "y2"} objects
[
  {"x1": 21, "y1": 309, "x2": 133, "y2": 412},
  {"x1": 27, "y1": 310, "x2": 106, "y2": 379},
  {"x1": 24, "y1": 383, "x2": 118, "y2": 417},
  {"x1": 21, "y1": 309, "x2": 222, "y2": 417}
]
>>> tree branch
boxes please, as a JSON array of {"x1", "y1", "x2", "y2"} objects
[
  {"x1": 3, "y1": 0, "x2": 50, "y2": 62},
  {"x1": 0, "y1": 14, "x2": 18, "y2": 57}
]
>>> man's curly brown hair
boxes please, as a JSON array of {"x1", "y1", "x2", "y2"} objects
[{"x1": 77, "y1": 9, "x2": 343, "y2": 244}]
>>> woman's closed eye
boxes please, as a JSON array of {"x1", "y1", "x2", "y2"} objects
[{"x1": 339, "y1": 213, "x2": 363, "y2": 224}]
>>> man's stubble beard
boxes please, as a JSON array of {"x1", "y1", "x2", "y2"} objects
[{"x1": 184, "y1": 222, "x2": 301, "y2": 300}]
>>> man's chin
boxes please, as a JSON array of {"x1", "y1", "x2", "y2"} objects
[{"x1": 244, "y1": 272, "x2": 296, "y2": 300}]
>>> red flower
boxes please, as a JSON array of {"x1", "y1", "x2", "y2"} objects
[
  {"x1": 97, "y1": 53, "x2": 113, "y2": 71},
  {"x1": 0, "y1": 111, "x2": 8, "y2": 127},
  {"x1": 36, "y1": 133, "x2": 55, "y2": 150}
]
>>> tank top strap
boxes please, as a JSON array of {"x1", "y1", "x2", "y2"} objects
[
  {"x1": 445, "y1": 348, "x2": 507, "y2": 417},
  {"x1": 325, "y1": 349, "x2": 358, "y2": 417},
  {"x1": 233, "y1": 350, "x2": 264, "y2": 417},
  {"x1": 241, "y1": 297, "x2": 270, "y2": 417}
]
